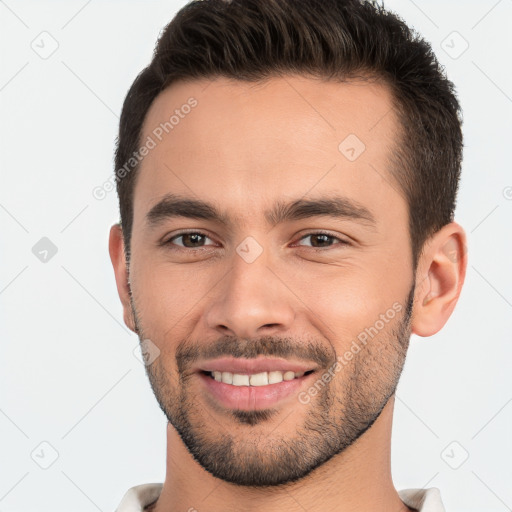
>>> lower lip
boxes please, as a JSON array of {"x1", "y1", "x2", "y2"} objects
[{"x1": 198, "y1": 372, "x2": 315, "y2": 411}]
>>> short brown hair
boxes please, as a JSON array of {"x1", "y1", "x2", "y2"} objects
[{"x1": 114, "y1": 0, "x2": 463, "y2": 269}]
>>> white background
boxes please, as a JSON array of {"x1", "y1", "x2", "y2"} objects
[{"x1": 1, "y1": 1, "x2": 511, "y2": 511}]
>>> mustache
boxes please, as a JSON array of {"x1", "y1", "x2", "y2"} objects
[{"x1": 176, "y1": 335, "x2": 335, "y2": 373}]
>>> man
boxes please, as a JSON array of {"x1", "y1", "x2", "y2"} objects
[{"x1": 109, "y1": 0, "x2": 467, "y2": 510}]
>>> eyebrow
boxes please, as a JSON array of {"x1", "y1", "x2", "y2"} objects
[{"x1": 145, "y1": 193, "x2": 377, "y2": 230}]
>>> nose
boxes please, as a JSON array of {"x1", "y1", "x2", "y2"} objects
[{"x1": 204, "y1": 249, "x2": 296, "y2": 340}]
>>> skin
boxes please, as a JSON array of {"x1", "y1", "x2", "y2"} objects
[{"x1": 109, "y1": 75, "x2": 467, "y2": 512}]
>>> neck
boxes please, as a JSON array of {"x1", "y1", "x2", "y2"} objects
[{"x1": 151, "y1": 395, "x2": 411, "y2": 512}]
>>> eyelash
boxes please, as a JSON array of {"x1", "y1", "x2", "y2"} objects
[{"x1": 162, "y1": 230, "x2": 350, "y2": 251}]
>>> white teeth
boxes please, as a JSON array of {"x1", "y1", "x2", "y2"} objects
[
  {"x1": 249, "y1": 372, "x2": 269, "y2": 386},
  {"x1": 221, "y1": 372, "x2": 233, "y2": 384},
  {"x1": 232, "y1": 374, "x2": 250, "y2": 386},
  {"x1": 211, "y1": 370, "x2": 310, "y2": 386},
  {"x1": 268, "y1": 371, "x2": 284, "y2": 384}
]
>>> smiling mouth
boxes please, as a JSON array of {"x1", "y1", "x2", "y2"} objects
[{"x1": 202, "y1": 369, "x2": 316, "y2": 386}]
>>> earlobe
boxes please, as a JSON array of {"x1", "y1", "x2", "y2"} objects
[
  {"x1": 108, "y1": 223, "x2": 137, "y2": 333},
  {"x1": 411, "y1": 222, "x2": 468, "y2": 337}
]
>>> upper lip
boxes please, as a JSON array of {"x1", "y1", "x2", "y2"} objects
[{"x1": 196, "y1": 356, "x2": 318, "y2": 375}]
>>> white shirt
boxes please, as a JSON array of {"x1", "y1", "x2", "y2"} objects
[{"x1": 114, "y1": 483, "x2": 446, "y2": 511}]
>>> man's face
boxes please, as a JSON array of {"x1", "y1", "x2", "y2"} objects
[{"x1": 126, "y1": 76, "x2": 415, "y2": 486}]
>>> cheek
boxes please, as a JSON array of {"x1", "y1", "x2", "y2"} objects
[
  {"x1": 132, "y1": 239, "x2": 409, "y2": 345},
  {"x1": 145, "y1": 352, "x2": 181, "y2": 405},
  {"x1": 133, "y1": 260, "x2": 210, "y2": 326},
  {"x1": 289, "y1": 261, "x2": 406, "y2": 343}
]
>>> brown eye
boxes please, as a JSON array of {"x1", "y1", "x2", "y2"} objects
[
  {"x1": 296, "y1": 233, "x2": 349, "y2": 249},
  {"x1": 166, "y1": 232, "x2": 215, "y2": 249}
]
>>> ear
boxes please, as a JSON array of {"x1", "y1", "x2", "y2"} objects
[
  {"x1": 411, "y1": 221, "x2": 468, "y2": 337},
  {"x1": 108, "y1": 223, "x2": 137, "y2": 333}
]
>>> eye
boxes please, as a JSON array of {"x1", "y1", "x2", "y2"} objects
[
  {"x1": 164, "y1": 231, "x2": 216, "y2": 249},
  {"x1": 161, "y1": 230, "x2": 350, "y2": 252},
  {"x1": 294, "y1": 232, "x2": 350, "y2": 249}
]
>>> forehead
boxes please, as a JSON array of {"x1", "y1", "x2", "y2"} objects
[{"x1": 134, "y1": 75, "x2": 404, "y2": 228}]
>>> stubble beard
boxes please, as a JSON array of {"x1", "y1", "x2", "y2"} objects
[{"x1": 130, "y1": 285, "x2": 414, "y2": 487}]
